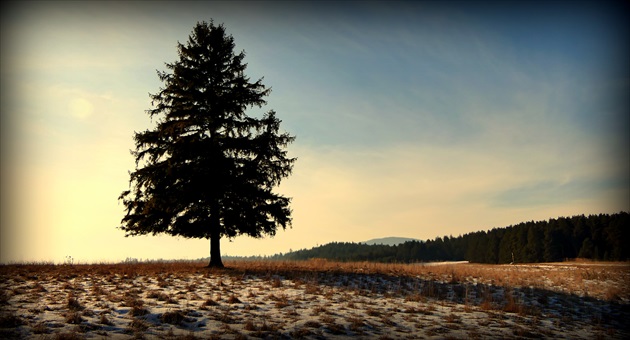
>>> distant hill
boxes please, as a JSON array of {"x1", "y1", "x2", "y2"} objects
[{"x1": 361, "y1": 237, "x2": 419, "y2": 246}]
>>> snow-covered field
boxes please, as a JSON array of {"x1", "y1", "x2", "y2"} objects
[{"x1": 1, "y1": 260, "x2": 628, "y2": 339}]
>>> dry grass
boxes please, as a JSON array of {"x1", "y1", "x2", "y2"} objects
[
  {"x1": 274, "y1": 259, "x2": 586, "y2": 295},
  {"x1": 215, "y1": 259, "x2": 629, "y2": 301},
  {"x1": 160, "y1": 310, "x2": 187, "y2": 325},
  {"x1": 0, "y1": 259, "x2": 628, "y2": 339}
]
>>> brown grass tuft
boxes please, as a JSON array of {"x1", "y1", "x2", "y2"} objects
[
  {"x1": 227, "y1": 294, "x2": 241, "y2": 304},
  {"x1": 63, "y1": 311, "x2": 83, "y2": 324},
  {"x1": 127, "y1": 317, "x2": 150, "y2": 332},
  {"x1": 66, "y1": 295, "x2": 83, "y2": 311},
  {"x1": 99, "y1": 313, "x2": 113, "y2": 326},
  {"x1": 160, "y1": 310, "x2": 186, "y2": 325},
  {"x1": 0, "y1": 312, "x2": 24, "y2": 328},
  {"x1": 53, "y1": 331, "x2": 84, "y2": 340}
]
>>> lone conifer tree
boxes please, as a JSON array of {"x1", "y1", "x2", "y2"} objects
[{"x1": 119, "y1": 21, "x2": 295, "y2": 268}]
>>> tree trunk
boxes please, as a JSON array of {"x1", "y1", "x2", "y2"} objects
[
  {"x1": 208, "y1": 230, "x2": 224, "y2": 268},
  {"x1": 207, "y1": 205, "x2": 224, "y2": 268}
]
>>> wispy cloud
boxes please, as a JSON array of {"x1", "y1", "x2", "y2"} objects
[{"x1": 271, "y1": 139, "x2": 627, "y2": 247}]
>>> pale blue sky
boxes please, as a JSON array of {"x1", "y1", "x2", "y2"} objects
[{"x1": 1, "y1": 1, "x2": 628, "y2": 263}]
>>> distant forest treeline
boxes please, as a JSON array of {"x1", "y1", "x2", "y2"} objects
[{"x1": 273, "y1": 212, "x2": 630, "y2": 264}]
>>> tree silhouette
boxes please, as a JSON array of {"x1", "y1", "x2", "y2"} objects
[
  {"x1": 276, "y1": 213, "x2": 629, "y2": 264},
  {"x1": 119, "y1": 21, "x2": 295, "y2": 268}
]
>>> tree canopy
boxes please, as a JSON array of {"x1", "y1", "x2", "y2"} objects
[
  {"x1": 119, "y1": 21, "x2": 295, "y2": 268},
  {"x1": 274, "y1": 212, "x2": 629, "y2": 264}
]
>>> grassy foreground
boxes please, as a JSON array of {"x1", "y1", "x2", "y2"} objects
[{"x1": 1, "y1": 259, "x2": 628, "y2": 339}]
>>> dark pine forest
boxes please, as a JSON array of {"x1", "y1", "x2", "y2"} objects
[{"x1": 274, "y1": 212, "x2": 629, "y2": 264}]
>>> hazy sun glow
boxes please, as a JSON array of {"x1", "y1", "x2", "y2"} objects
[{"x1": 1, "y1": 2, "x2": 628, "y2": 263}]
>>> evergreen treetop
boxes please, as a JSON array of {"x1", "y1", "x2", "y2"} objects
[{"x1": 119, "y1": 21, "x2": 295, "y2": 268}]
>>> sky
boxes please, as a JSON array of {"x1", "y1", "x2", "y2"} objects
[{"x1": 1, "y1": 1, "x2": 628, "y2": 263}]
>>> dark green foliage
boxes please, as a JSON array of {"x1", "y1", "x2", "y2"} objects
[
  {"x1": 276, "y1": 212, "x2": 629, "y2": 264},
  {"x1": 119, "y1": 21, "x2": 295, "y2": 267},
  {"x1": 543, "y1": 223, "x2": 562, "y2": 262}
]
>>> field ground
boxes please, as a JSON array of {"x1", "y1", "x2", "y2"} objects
[{"x1": 1, "y1": 259, "x2": 629, "y2": 339}]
